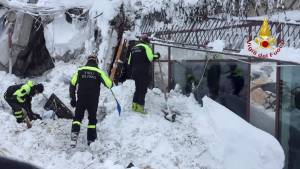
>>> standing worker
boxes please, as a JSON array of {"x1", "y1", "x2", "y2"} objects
[
  {"x1": 128, "y1": 34, "x2": 160, "y2": 114},
  {"x1": 227, "y1": 64, "x2": 244, "y2": 96},
  {"x1": 69, "y1": 55, "x2": 112, "y2": 147},
  {"x1": 4, "y1": 80, "x2": 44, "y2": 123}
]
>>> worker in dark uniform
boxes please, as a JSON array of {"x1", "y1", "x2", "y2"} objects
[
  {"x1": 3, "y1": 80, "x2": 44, "y2": 123},
  {"x1": 227, "y1": 64, "x2": 244, "y2": 96},
  {"x1": 185, "y1": 73, "x2": 198, "y2": 96},
  {"x1": 69, "y1": 55, "x2": 112, "y2": 147},
  {"x1": 207, "y1": 63, "x2": 221, "y2": 100},
  {"x1": 127, "y1": 34, "x2": 160, "y2": 114}
]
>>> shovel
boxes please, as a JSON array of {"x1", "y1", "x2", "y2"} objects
[{"x1": 157, "y1": 59, "x2": 176, "y2": 122}]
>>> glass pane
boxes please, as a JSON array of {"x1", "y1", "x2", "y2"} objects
[
  {"x1": 171, "y1": 61, "x2": 205, "y2": 99},
  {"x1": 171, "y1": 47, "x2": 206, "y2": 60},
  {"x1": 250, "y1": 62, "x2": 277, "y2": 136},
  {"x1": 280, "y1": 65, "x2": 300, "y2": 169},
  {"x1": 153, "y1": 62, "x2": 168, "y2": 91},
  {"x1": 154, "y1": 45, "x2": 168, "y2": 60},
  {"x1": 170, "y1": 60, "x2": 249, "y2": 120}
]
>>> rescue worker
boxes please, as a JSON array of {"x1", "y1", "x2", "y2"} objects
[
  {"x1": 3, "y1": 80, "x2": 44, "y2": 123},
  {"x1": 128, "y1": 34, "x2": 160, "y2": 114},
  {"x1": 69, "y1": 55, "x2": 112, "y2": 147},
  {"x1": 207, "y1": 63, "x2": 221, "y2": 100},
  {"x1": 185, "y1": 73, "x2": 198, "y2": 96},
  {"x1": 227, "y1": 64, "x2": 244, "y2": 96}
]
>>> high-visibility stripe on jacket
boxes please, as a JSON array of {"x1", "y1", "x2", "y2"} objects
[
  {"x1": 70, "y1": 66, "x2": 112, "y2": 89},
  {"x1": 13, "y1": 81, "x2": 34, "y2": 103},
  {"x1": 128, "y1": 43, "x2": 158, "y2": 65}
]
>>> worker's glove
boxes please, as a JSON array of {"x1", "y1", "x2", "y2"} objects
[
  {"x1": 70, "y1": 99, "x2": 76, "y2": 108},
  {"x1": 28, "y1": 112, "x2": 42, "y2": 121}
]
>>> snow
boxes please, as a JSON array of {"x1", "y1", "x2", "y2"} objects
[
  {"x1": 41, "y1": 0, "x2": 122, "y2": 70},
  {"x1": 0, "y1": 0, "x2": 286, "y2": 168},
  {"x1": 44, "y1": 15, "x2": 89, "y2": 58},
  {"x1": 247, "y1": 10, "x2": 300, "y2": 23},
  {"x1": 0, "y1": 64, "x2": 285, "y2": 169},
  {"x1": 207, "y1": 40, "x2": 225, "y2": 52},
  {"x1": 2, "y1": 0, "x2": 94, "y2": 9}
]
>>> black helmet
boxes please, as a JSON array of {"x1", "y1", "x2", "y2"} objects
[
  {"x1": 33, "y1": 84, "x2": 44, "y2": 93},
  {"x1": 87, "y1": 55, "x2": 99, "y2": 64},
  {"x1": 229, "y1": 64, "x2": 237, "y2": 71},
  {"x1": 139, "y1": 34, "x2": 150, "y2": 43}
]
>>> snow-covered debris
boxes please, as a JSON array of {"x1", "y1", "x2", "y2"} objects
[
  {"x1": 0, "y1": 0, "x2": 286, "y2": 169},
  {"x1": 0, "y1": 68, "x2": 284, "y2": 169},
  {"x1": 44, "y1": 15, "x2": 89, "y2": 58},
  {"x1": 248, "y1": 10, "x2": 300, "y2": 23}
]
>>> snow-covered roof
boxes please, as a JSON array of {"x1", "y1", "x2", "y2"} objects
[{"x1": 247, "y1": 10, "x2": 300, "y2": 24}]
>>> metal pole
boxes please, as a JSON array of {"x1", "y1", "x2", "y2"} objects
[{"x1": 8, "y1": 24, "x2": 13, "y2": 74}]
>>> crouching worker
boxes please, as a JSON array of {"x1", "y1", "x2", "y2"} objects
[
  {"x1": 4, "y1": 80, "x2": 44, "y2": 123},
  {"x1": 69, "y1": 55, "x2": 112, "y2": 147}
]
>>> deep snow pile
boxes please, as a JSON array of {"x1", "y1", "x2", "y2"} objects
[
  {"x1": 0, "y1": 0, "x2": 286, "y2": 168},
  {"x1": 0, "y1": 63, "x2": 284, "y2": 169}
]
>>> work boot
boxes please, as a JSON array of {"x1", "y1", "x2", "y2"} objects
[
  {"x1": 70, "y1": 132, "x2": 79, "y2": 148},
  {"x1": 87, "y1": 140, "x2": 94, "y2": 146},
  {"x1": 132, "y1": 102, "x2": 137, "y2": 111},
  {"x1": 134, "y1": 103, "x2": 147, "y2": 114}
]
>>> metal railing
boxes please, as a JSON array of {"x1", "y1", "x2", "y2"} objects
[{"x1": 142, "y1": 15, "x2": 300, "y2": 51}]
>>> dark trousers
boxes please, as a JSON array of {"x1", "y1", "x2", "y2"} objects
[
  {"x1": 207, "y1": 64, "x2": 221, "y2": 100},
  {"x1": 133, "y1": 74, "x2": 149, "y2": 106},
  {"x1": 4, "y1": 94, "x2": 23, "y2": 123},
  {"x1": 71, "y1": 94, "x2": 99, "y2": 142},
  {"x1": 231, "y1": 77, "x2": 244, "y2": 96}
]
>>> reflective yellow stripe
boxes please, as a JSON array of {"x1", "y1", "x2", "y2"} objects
[
  {"x1": 72, "y1": 121, "x2": 81, "y2": 126},
  {"x1": 128, "y1": 54, "x2": 131, "y2": 65},
  {"x1": 88, "y1": 125, "x2": 96, "y2": 129},
  {"x1": 13, "y1": 82, "x2": 33, "y2": 103},
  {"x1": 15, "y1": 115, "x2": 23, "y2": 119},
  {"x1": 14, "y1": 111, "x2": 23, "y2": 115},
  {"x1": 27, "y1": 80, "x2": 34, "y2": 87},
  {"x1": 136, "y1": 43, "x2": 154, "y2": 62},
  {"x1": 71, "y1": 71, "x2": 78, "y2": 86},
  {"x1": 16, "y1": 97, "x2": 25, "y2": 103},
  {"x1": 78, "y1": 66, "x2": 112, "y2": 89}
]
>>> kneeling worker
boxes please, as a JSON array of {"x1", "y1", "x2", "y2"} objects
[{"x1": 4, "y1": 80, "x2": 44, "y2": 123}]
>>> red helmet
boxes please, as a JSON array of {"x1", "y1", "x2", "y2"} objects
[{"x1": 139, "y1": 34, "x2": 150, "y2": 43}]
